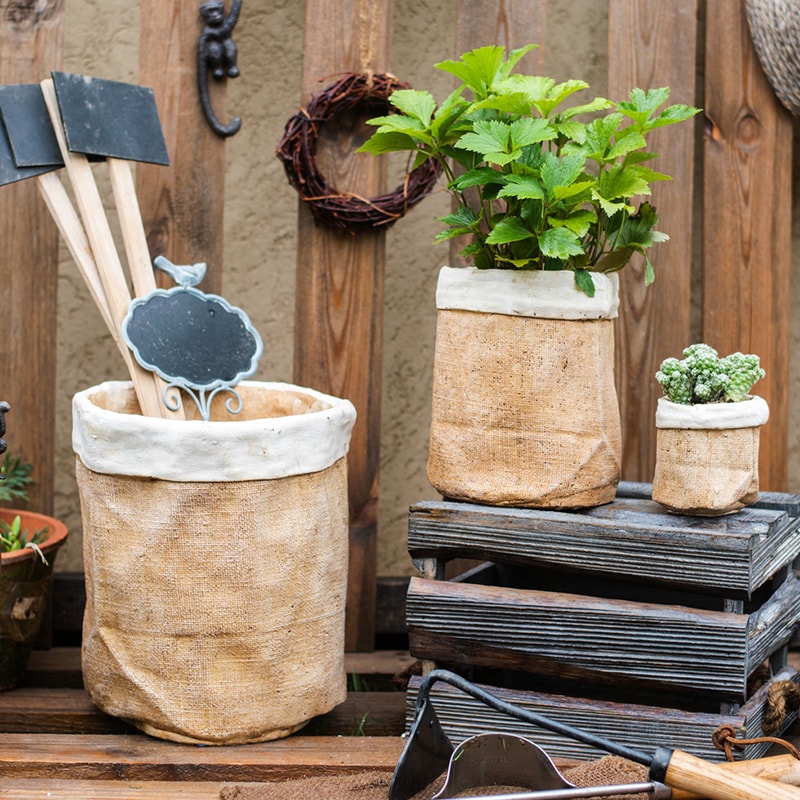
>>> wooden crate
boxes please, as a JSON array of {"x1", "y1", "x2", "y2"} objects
[
  {"x1": 405, "y1": 488, "x2": 800, "y2": 759},
  {"x1": 405, "y1": 667, "x2": 800, "y2": 762}
]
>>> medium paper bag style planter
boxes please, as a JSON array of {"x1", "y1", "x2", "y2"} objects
[
  {"x1": 427, "y1": 267, "x2": 622, "y2": 509},
  {"x1": 72, "y1": 380, "x2": 356, "y2": 745},
  {"x1": 652, "y1": 395, "x2": 769, "y2": 516}
]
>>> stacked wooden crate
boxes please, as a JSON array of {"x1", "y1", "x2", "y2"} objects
[{"x1": 405, "y1": 484, "x2": 800, "y2": 761}]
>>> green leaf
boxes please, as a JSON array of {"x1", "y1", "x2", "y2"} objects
[
  {"x1": 389, "y1": 89, "x2": 437, "y2": 125},
  {"x1": 574, "y1": 268, "x2": 596, "y2": 296},
  {"x1": 559, "y1": 96, "x2": 614, "y2": 121},
  {"x1": 450, "y1": 167, "x2": 505, "y2": 192},
  {"x1": 593, "y1": 246, "x2": 634, "y2": 272},
  {"x1": 456, "y1": 119, "x2": 510, "y2": 157},
  {"x1": 617, "y1": 87, "x2": 672, "y2": 126},
  {"x1": 533, "y1": 79, "x2": 589, "y2": 117},
  {"x1": 485, "y1": 217, "x2": 535, "y2": 244},
  {"x1": 508, "y1": 117, "x2": 557, "y2": 149},
  {"x1": 647, "y1": 103, "x2": 701, "y2": 130},
  {"x1": 497, "y1": 44, "x2": 539, "y2": 80},
  {"x1": 597, "y1": 164, "x2": 652, "y2": 200},
  {"x1": 548, "y1": 209, "x2": 595, "y2": 237},
  {"x1": 553, "y1": 121, "x2": 587, "y2": 145},
  {"x1": 356, "y1": 130, "x2": 429, "y2": 155},
  {"x1": 644, "y1": 255, "x2": 656, "y2": 285},
  {"x1": 552, "y1": 179, "x2": 594, "y2": 202},
  {"x1": 538, "y1": 227, "x2": 584, "y2": 259},
  {"x1": 436, "y1": 45, "x2": 507, "y2": 96},
  {"x1": 540, "y1": 152, "x2": 587, "y2": 196},
  {"x1": 497, "y1": 174, "x2": 545, "y2": 200},
  {"x1": 607, "y1": 127, "x2": 647, "y2": 160},
  {"x1": 494, "y1": 74, "x2": 555, "y2": 105},
  {"x1": 592, "y1": 189, "x2": 629, "y2": 217}
]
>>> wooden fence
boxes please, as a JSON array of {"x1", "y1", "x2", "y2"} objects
[{"x1": 0, "y1": 0, "x2": 794, "y2": 650}]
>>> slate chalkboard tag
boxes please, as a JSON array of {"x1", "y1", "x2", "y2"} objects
[{"x1": 122, "y1": 256, "x2": 263, "y2": 420}]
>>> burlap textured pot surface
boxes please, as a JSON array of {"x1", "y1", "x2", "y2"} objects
[
  {"x1": 72, "y1": 380, "x2": 356, "y2": 745},
  {"x1": 427, "y1": 267, "x2": 622, "y2": 509},
  {"x1": 652, "y1": 395, "x2": 769, "y2": 516}
]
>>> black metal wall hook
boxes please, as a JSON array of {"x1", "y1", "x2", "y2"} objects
[
  {"x1": 197, "y1": 0, "x2": 243, "y2": 138},
  {"x1": 0, "y1": 401, "x2": 10, "y2": 457}
]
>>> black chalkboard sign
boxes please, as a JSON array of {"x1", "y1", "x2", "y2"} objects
[{"x1": 123, "y1": 287, "x2": 262, "y2": 393}]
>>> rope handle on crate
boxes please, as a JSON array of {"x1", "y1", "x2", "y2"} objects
[{"x1": 712, "y1": 680, "x2": 800, "y2": 761}]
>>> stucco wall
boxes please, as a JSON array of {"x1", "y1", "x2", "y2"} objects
[{"x1": 52, "y1": 1, "x2": 799, "y2": 577}]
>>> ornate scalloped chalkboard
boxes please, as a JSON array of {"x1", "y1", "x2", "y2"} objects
[{"x1": 122, "y1": 257, "x2": 262, "y2": 420}]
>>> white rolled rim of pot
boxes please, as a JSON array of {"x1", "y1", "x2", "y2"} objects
[
  {"x1": 72, "y1": 380, "x2": 357, "y2": 482},
  {"x1": 435, "y1": 266, "x2": 619, "y2": 320},
  {"x1": 655, "y1": 395, "x2": 770, "y2": 430}
]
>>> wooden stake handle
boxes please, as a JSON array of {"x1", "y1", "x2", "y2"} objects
[
  {"x1": 107, "y1": 157, "x2": 185, "y2": 420},
  {"x1": 40, "y1": 79, "x2": 166, "y2": 419},
  {"x1": 665, "y1": 749, "x2": 800, "y2": 800}
]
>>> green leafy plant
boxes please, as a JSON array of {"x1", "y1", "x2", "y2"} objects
[
  {"x1": 0, "y1": 514, "x2": 47, "y2": 555},
  {"x1": 0, "y1": 452, "x2": 33, "y2": 505},
  {"x1": 0, "y1": 452, "x2": 48, "y2": 560},
  {"x1": 358, "y1": 44, "x2": 699, "y2": 295},
  {"x1": 655, "y1": 343, "x2": 765, "y2": 404}
]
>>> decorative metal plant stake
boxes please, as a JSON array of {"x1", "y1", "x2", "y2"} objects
[{"x1": 122, "y1": 256, "x2": 262, "y2": 420}]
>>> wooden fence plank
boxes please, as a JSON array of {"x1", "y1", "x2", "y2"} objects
[
  {"x1": 703, "y1": 0, "x2": 792, "y2": 491},
  {"x1": 607, "y1": 0, "x2": 699, "y2": 483},
  {"x1": 293, "y1": 0, "x2": 393, "y2": 651},
  {"x1": 449, "y1": 0, "x2": 545, "y2": 267},
  {"x1": 136, "y1": 2, "x2": 225, "y2": 294},
  {"x1": 0, "y1": 1, "x2": 64, "y2": 514}
]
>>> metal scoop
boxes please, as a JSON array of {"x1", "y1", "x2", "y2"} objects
[{"x1": 432, "y1": 733, "x2": 670, "y2": 799}]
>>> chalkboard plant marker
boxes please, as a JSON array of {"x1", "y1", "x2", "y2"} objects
[
  {"x1": 653, "y1": 343, "x2": 769, "y2": 515},
  {"x1": 122, "y1": 256, "x2": 263, "y2": 421},
  {"x1": 358, "y1": 44, "x2": 699, "y2": 509}
]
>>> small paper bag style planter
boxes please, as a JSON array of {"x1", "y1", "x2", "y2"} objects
[
  {"x1": 72, "y1": 380, "x2": 356, "y2": 745},
  {"x1": 427, "y1": 267, "x2": 622, "y2": 509},
  {"x1": 652, "y1": 395, "x2": 769, "y2": 516}
]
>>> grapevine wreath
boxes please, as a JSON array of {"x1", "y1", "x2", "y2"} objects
[{"x1": 276, "y1": 72, "x2": 441, "y2": 231}]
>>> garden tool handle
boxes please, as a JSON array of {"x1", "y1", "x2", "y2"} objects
[
  {"x1": 669, "y1": 754, "x2": 800, "y2": 799},
  {"x1": 659, "y1": 748, "x2": 800, "y2": 800}
]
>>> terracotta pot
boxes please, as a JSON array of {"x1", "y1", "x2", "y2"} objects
[
  {"x1": 652, "y1": 395, "x2": 769, "y2": 516},
  {"x1": 427, "y1": 267, "x2": 622, "y2": 508},
  {"x1": 0, "y1": 509, "x2": 68, "y2": 690}
]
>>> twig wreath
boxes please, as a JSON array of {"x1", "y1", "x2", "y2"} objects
[{"x1": 276, "y1": 72, "x2": 441, "y2": 231}]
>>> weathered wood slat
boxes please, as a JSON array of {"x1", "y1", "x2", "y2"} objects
[
  {"x1": 406, "y1": 667, "x2": 800, "y2": 762},
  {"x1": 0, "y1": 0, "x2": 63, "y2": 515},
  {"x1": 0, "y1": 688, "x2": 406, "y2": 739},
  {"x1": 703, "y1": 0, "x2": 793, "y2": 493},
  {"x1": 406, "y1": 571, "x2": 800, "y2": 697},
  {"x1": 0, "y1": 781, "x2": 229, "y2": 799},
  {"x1": 294, "y1": 0, "x2": 394, "y2": 652},
  {"x1": 136, "y1": 2, "x2": 224, "y2": 294},
  {"x1": 0, "y1": 734, "x2": 404, "y2": 781},
  {"x1": 408, "y1": 498, "x2": 800, "y2": 595},
  {"x1": 607, "y1": 0, "x2": 698, "y2": 484}
]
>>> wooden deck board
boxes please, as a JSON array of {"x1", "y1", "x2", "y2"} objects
[{"x1": 0, "y1": 734, "x2": 404, "y2": 781}]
